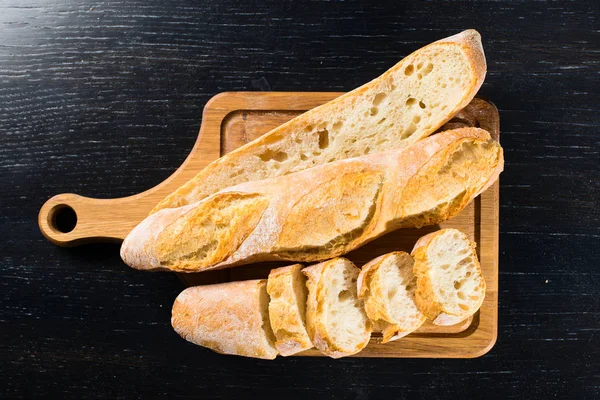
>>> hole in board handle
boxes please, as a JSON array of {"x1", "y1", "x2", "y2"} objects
[{"x1": 48, "y1": 204, "x2": 77, "y2": 234}]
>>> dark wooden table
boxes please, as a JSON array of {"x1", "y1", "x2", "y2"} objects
[{"x1": 2, "y1": 1, "x2": 598, "y2": 398}]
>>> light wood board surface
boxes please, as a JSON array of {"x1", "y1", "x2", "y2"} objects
[{"x1": 38, "y1": 92, "x2": 499, "y2": 358}]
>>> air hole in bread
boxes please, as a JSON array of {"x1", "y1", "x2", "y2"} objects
[
  {"x1": 338, "y1": 290, "x2": 351, "y2": 301},
  {"x1": 419, "y1": 101, "x2": 426, "y2": 109},
  {"x1": 417, "y1": 62, "x2": 423, "y2": 70},
  {"x1": 459, "y1": 303, "x2": 469, "y2": 311},
  {"x1": 363, "y1": 146, "x2": 371, "y2": 155},
  {"x1": 378, "y1": 117, "x2": 387, "y2": 125},
  {"x1": 259, "y1": 149, "x2": 289, "y2": 163},
  {"x1": 370, "y1": 107, "x2": 378, "y2": 116},
  {"x1": 417, "y1": 73, "x2": 423, "y2": 80},
  {"x1": 388, "y1": 287, "x2": 398, "y2": 299},
  {"x1": 406, "y1": 97, "x2": 416, "y2": 107},
  {"x1": 402, "y1": 122, "x2": 417, "y2": 139},
  {"x1": 294, "y1": 137, "x2": 302, "y2": 144},
  {"x1": 457, "y1": 291, "x2": 467, "y2": 301},
  {"x1": 412, "y1": 115, "x2": 421, "y2": 124},
  {"x1": 300, "y1": 154, "x2": 308, "y2": 161},
  {"x1": 373, "y1": 92, "x2": 387, "y2": 106},
  {"x1": 404, "y1": 65, "x2": 414, "y2": 76},
  {"x1": 304, "y1": 125, "x2": 314, "y2": 133},
  {"x1": 332, "y1": 121, "x2": 343, "y2": 131},
  {"x1": 454, "y1": 281, "x2": 462, "y2": 290},
  {"x1": 441, "y1": 83, "x2": 447, "y2": 88},
  {"x1": 440, "y1": 264, "x2": 450, "y2": 270},
  {"x1": 318, "y1": 129, "x2": 329, "y2": 150},
  {"x1": 313, "y1": 151, "x2": 321, "y2": 156},
  {"x1": 423, "y1": 63, "x2": 434, "y2": 76}
]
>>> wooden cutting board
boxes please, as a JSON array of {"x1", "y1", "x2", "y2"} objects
[{"x1": 38, "y1": 92, "x2": 499, "y2": 358}]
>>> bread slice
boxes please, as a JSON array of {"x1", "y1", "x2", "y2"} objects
[
  {"x1": 303, "y1": 258, "x2": 372, "y2": 358},
  {"x1": 171, "y1": 279, "x2": 278, "y2": 359},
  {"x1": 357, "y1": 252, "x2": 426, "y2": 343},
  {"x1": 121, "y1": 127, "x2": 503, "y2": 273},
  {"x1": 266, "y1": 264, "x2": 313, "y2": 356},
  {"x1": 151, "y1": 29, "x2": 486, "y2": 213},
  {"x1": 411, "y1": 228, "x2": 486, "y2": 326}
]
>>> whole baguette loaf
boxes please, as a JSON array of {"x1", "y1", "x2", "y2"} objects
[
  {"x1": 121, "y1": 127, "x2": 503, "y2": 273},
  {"x1": 171, "y1": 279, "x2": 278, "y2": 359},
  {"x1": 151, "y1": 29, "x2": 486, "y2": 213}
]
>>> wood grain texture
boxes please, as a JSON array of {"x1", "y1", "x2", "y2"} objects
[{"x1": 2, "y1": 0, "x2": 599, "y2": 399}]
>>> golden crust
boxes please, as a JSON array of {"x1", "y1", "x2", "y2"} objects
[
  {"x1": 266, "y1": 264, "x2": 313, "y2": 356},
  {"x1": 155, "y1": 192, "x2": 269, "y2": 272},
  {"x1": 171, "y1": 280, "x2": 278, "y2": 359}
]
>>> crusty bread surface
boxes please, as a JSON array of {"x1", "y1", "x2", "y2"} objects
[
  {"x1": 357, "y1": 252, "x2": 426, "y2": 343},
  {"x1": 152, "y1": 29, "x2": 486, "y2": 213},
  {"x1": 171, "y1": 279, "x2": 278, "y2": 359},
  {"x1": 303, "y1": 258, "x2": 372, "y2": 358},
  {"x1": 411, "y1": 228, "x2": 486, "y2": 326},
  {"x1": 121, "y1": 127, "x2": 503, "y2": 273},
  {"x1": 266, "y1": 264, "x2": 313, "y2": 356}
]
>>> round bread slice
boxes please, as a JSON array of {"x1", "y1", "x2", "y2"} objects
[
  {"x1": 411, "y1": 228, "x2": 486, "y2": 326},
  {"x1": 171, "y1": 279, "x2": 278, "y2": 359},
  {"x1": 266, "y1": 264, "x2": 313, "y2": 356},
  {"x1": 357, "y1": 252, "x2": 426, "y2": 343},
  {"x1": 303, "y1": 258, "x2": 372, "y2": 358}
]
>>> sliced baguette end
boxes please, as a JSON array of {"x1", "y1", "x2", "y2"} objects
[{"x1": 171, "y1": 280, "x2": 278, "y2": 360}]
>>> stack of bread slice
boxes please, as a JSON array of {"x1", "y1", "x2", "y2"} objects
[
  {"x1": 171, "y1": 228, "x2": 486, "y2": 359},
  {"x1": 120, "y1": 30, "x2": 503, "y2": 359}
]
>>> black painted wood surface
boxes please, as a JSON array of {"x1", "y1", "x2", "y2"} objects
[{"x1": 1, "y1": 1, "x2": 598, "y2": 399}]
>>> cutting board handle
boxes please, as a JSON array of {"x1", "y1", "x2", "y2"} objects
[{"x1": 38, "y1": 193, "x2": 154, "y2": 247}]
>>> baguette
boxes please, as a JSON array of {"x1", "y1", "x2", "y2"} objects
[
  {"x1": 411, "y1": 228, "x2": 486, "y2": 326},
  {"x1": 171, "y1": 279, "x2": 278, "y2": 359},
  {"x1": 121, "y1": 127, "x2": 503, "y2": 273},
  {"x1": 357, "y1": 252, "x2": 425, "y2": 343},
  {"x1": 266, "y1": 264, "x2": 313, "y2": 356},
  {"x1": 303, "y1": 258, "x2": 371, "y2": 358},
  {"x1": 151, "y1": 29, "x2": 486, "y2": 213}
]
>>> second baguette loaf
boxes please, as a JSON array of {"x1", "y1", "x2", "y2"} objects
[
  {"x1": 121, "y1": 127, "x2": 503, "y2": 273},
  {"x1": 152, "y1": 29, "x2": 486, "y2": 213}
]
